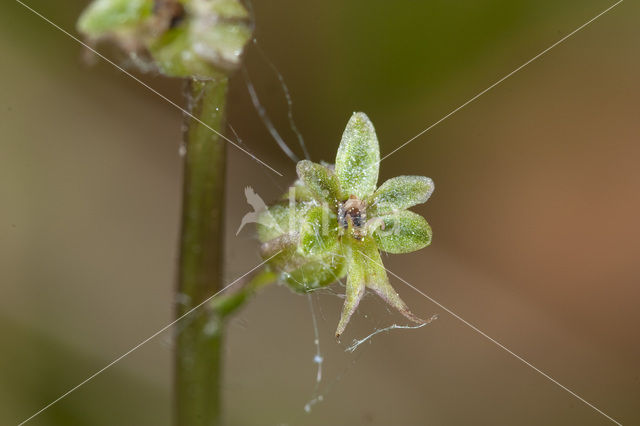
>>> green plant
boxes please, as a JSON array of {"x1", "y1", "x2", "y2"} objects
[
  {"x1": 253, "y1": 112, "x2": 434, "y2": 337},
  {"x1": 76, "y1": 1, "x2": 434, "y2": 424},
  {"x1": 78, "y1": 1, "x2": 251, "y2": 426},
  {"x1": 77, "y1": 0, "x2": 251, "y2": 77}
]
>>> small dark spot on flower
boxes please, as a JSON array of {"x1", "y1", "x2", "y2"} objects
[{"x1": 154, "y1": 0, "x2": 186, "y2": 29}]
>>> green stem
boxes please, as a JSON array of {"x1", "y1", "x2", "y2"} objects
[
  {"x1": 175, "y1": 75, "x2": 228, "y2": 426},
  {"x1": 211, "y1": 269, "x2": 277, "y2": 318}
]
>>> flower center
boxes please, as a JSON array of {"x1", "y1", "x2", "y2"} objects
[{"x1": 338, "y1": 195, "x2": 367, "y2": 239}]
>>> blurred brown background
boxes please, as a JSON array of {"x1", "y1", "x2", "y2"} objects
[{"x1": 1, "y1": 0, "x2": 639, "y2": 425}]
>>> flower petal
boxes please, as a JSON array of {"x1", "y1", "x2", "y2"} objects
[
  {"x1": 149, "y1": 1, "x2": 251, "y2": 77},
  {"x1": 296, "y1": 160, "x2": 342, "y2": 209},
  {"x1": 258, "y1": 202, "x2": 347, "y2": 294},
  {"x1": 300, "y1": 205, "x2": 339, "y2": 256},
  {"x1": 374, "y1": 210, "x2": 432, "y2": 254},
  {"x1": 256, "y1": 203, "x2": 299, "y2": 242},
  {"x1": 372, "y1": 176, "x2": 434, "y2": 215},
  {"x1": 335, "y1": 249, "x2": 366, "y2": 338},
  {"x1": 335, "y1": 112, "x2": 380, "y2": 199},
  {"x1": 354, "y1": 237, "x2": 424, "y2": 325},
  {"x1": 77, "y1": 0, "x2": 153, "y2": 38},
  {"x1": 282, "y1": 179, "x2": 315, "y2": 202}
]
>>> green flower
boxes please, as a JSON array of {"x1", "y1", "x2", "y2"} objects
[
  {"x1": 77, "y1": 0, "x2": 252, "y2": 78},
  {"x1": 258, "y1": 112, "x2": 434, "y2": 337}
]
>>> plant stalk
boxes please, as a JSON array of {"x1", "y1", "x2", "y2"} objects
[{"x1": 175, "y1": 75, "x2": 228, "y2": 426}]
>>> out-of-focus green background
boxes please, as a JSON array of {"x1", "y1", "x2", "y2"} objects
[{"x1": 2, "y1": 1, "x2": 639, "y2": 425}]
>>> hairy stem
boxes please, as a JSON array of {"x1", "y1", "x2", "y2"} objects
[{"x1": 175, "y1": 75, "x2": 228, "y2": 426}]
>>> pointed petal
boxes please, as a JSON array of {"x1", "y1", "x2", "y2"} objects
[
  {"x1": 371, "y1": 176, "x2": 434, "y2": 215},
  {"x1": 356, "y1": 237, "x2": 425, "y2": 324},
  {"x1": 335, "y1": 248, "x2": 366, "y2": 338},
  {"x1": 335, "y1": 112, "x2": 380, "y2": 199},
  {"x1": 374, "y1": 210, "x2": 432, "y2": 254},
  {"x1": 296, "y1": 160, "x2": 342, "y2": 209}
]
